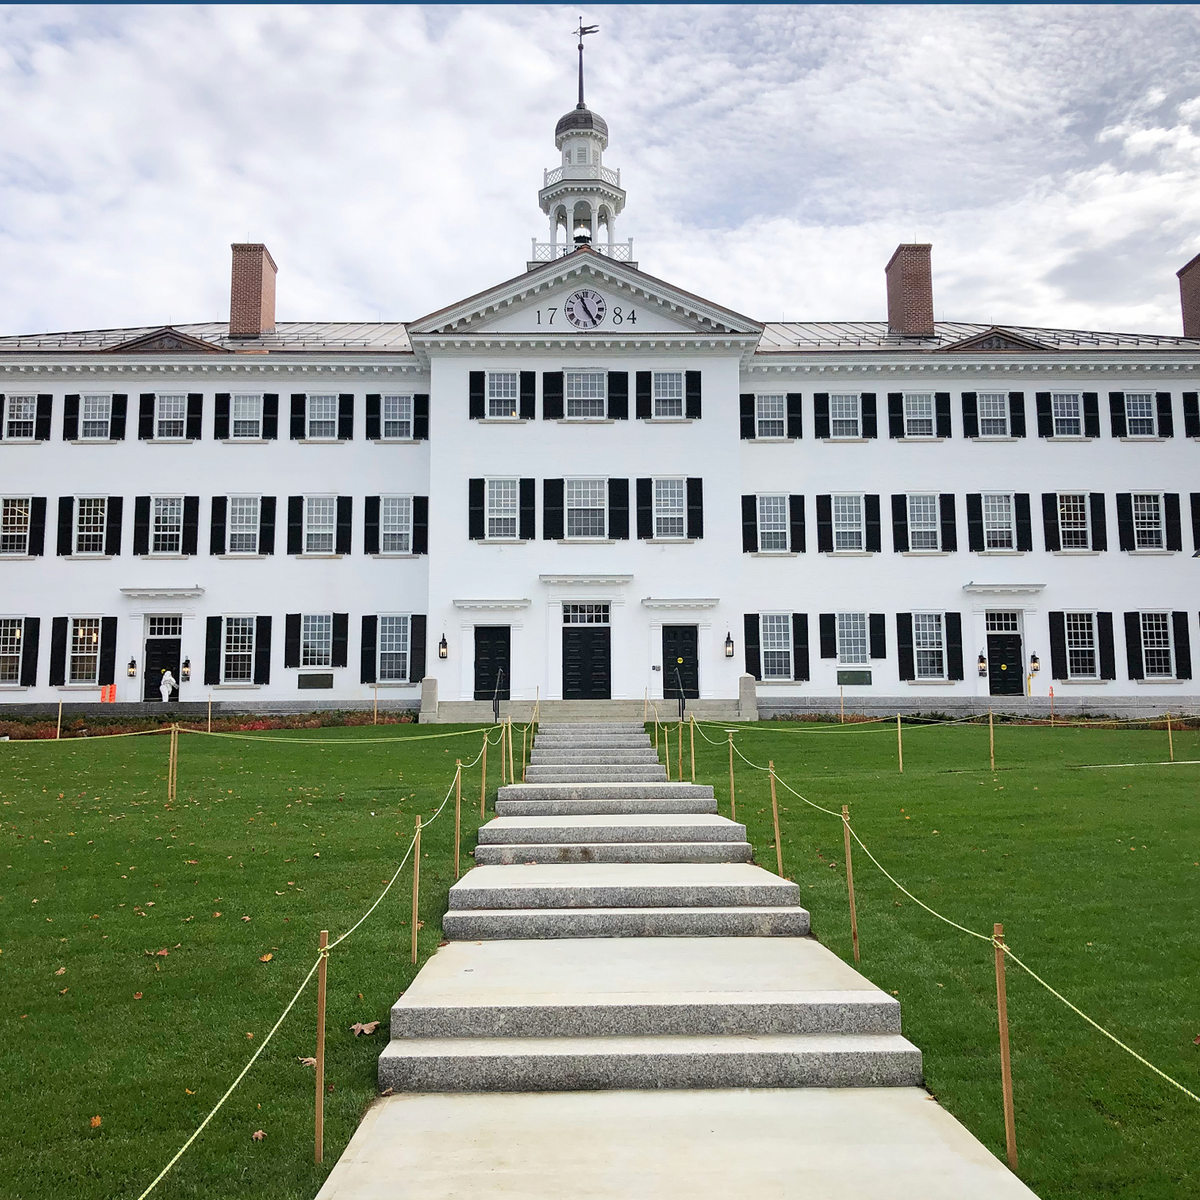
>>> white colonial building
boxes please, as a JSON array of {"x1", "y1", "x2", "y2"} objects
[{"x1": 2, "y1": 90, "x2": 1199, "y2": 720}]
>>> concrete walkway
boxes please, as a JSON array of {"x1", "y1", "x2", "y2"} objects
[{"x1": 316, "y1": 722, "x2": 1037, "y2": 1199}]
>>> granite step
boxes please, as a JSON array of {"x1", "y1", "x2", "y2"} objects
[
  {"x1": 477, "y1": 814, "x2": 747, "y2": 845},
  {"x1": 529, "y1": 750, "x2": 662, "y2": 763},
  {"x1": 498, "y1": 783, "x2": 714, "y2": 800},
  {"x1": 533, "y1": 736, "x2": 654, "y2": 749},
  {"x1": 474, "y1": 841, "x2": 753, "y2": 865},
  {"x1": 536, "y1": 723, "x2": 649, "y2": 733},
  {"x1": 523, "y1": 769, "x2": 669, "y2": 783},
  {"x1": 496, "y1": 795, "x2": 718, "y2": 816}
]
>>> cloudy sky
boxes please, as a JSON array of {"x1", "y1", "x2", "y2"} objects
[{"x1": 3, "y1": 3, "x2": 1200, "y2": 335}]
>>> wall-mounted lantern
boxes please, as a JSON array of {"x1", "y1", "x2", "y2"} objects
[
  {"x1": 977, "y1": 652, "x2": 987, "y2": 677},
  {"x1": 438, "y1": 634, "x2": 448, "y2": 660},
  {"x1": 1029, "y1": 652, "x2": 1040, "y2": 674},
  {"x1": 127, "y1": 658, "x2": 137, "y2": 678},
  {"x1": 724, "y1": 631, "x2": 735, "y2": 658},
  {"x1": 181, "y1": 657, "x2": 191, "y2": 682}
]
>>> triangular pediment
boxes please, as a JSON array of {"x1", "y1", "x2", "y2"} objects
[
  {"x1": 407, "y1": 248, "x2": 763, "y2": 340},
  {"x1": 937, "y1": 326, "x2": 1052, "y2": 353},
  {"x1": 103, "y1": 326, "x2": 231, "y2": 354}
]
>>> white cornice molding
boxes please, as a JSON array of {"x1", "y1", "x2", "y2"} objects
[
  {"x1": 120, "y1": 585, "x2": 205, "y2": 599},
  {"x1": 0, "y1": 360, "x2": 424, "y2": 377},
  {"x1": 452, "y1": 598, "x2": 531, "y2": 611},
  {"x1": 962, "y1": 582, "x2": 1046, "y2": 595},
  {"x1": 640, "y1": 597, "x2": 720, "y2": 609},
  {"x1": 539, "y1": 573, "x2": 633, "y2": 586},
  {"x1": 746, "y1": 357, "x2": 1200, "y2": 375}
]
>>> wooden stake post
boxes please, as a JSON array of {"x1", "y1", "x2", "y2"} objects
[
  {"x1": 373, "y1": 684, "x2": 379, "y2": 725},
  {"x1": 479, "y1": 732, "x2": 488, "y2": 818},
  {"x1": 1166, "y1": 710, "x2": 1174, "y2": 762},
  {"x1": 411, "y1": 816, "x2": 422, "y2": 964},
  {"x1": 842, "y1": 805, "x2": 860, "y2": 962},
  {"x1": 499, "y1": 721, "x2": 507, "y2": 785},
  {"x1": 727, "y1": 730, "x2": 736, "y2": 820},
  {"x1": 521, "y1": 724, "x2": 528, "y2": 782},
  {"x1": 314, "y1": 929, "x2": 328, "y2": 1163},
  {"x1": 167, "y1": 725, "x2": 179, "y2": 802},
  {"x1": 207, "y1": 694, "x2": 212, "y2": 733},
  {"x1": 840, "y1": 686, "x2": 845, "y2": 724},
  {"x1": 508, "y1": 717, "x2": 516, "y2": 782},
  {"x1": 663, "y1": 723, "x2": 671, "y2": 781},
  {"x1": 769, "y1": 760, "x2": 784, "y2": 878},
  {"x1": 989, "y1": 708, "x2": 996, "y2": 772},
  {"x1": 677, "y1": 719, "x2": 683, "y2": 782},
  {"x1": 689, "y1": 714, "x2": 696, "y2": 783},
  {"x1": 896, "y1": 713, "x2": 904, "y2": 774},
  {"x1": 453, "y1": 760, "x2": 462, "y2": 881},
  {"x1": 993, "y1": 923, "x2": 1018, "y2": 1171},
  {"x1": 57, "y1": 699, "x2": 63, "y2": 740}
]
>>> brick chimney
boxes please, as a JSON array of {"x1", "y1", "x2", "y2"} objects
[
  {"x1": 1177, "y1": 252, "x2": 1200, "y2": 338},
  {"x1": 885, "y1": 243, "x2": 935, "y2": 337},
  {"x1": 229, "y1": 243, "x2": 277, "y2": 338}
]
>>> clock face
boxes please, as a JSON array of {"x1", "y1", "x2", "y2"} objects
[{"x1": 564, "y1": 289, "x2": 607, "y2": 329}]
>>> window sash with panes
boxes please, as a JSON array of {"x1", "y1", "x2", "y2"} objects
[
  {"x1": 4, "y1": 395, "x2": 36, "y2": 440},
  {"x1": 305, "y1": 497, "x2": 336, "y2": 554},
  {"x1": 563, "y1": 603, "x2": 610, "y2": 624},
  {"x1": 1132, "y1": 493, "x2": 1164, "y2": 549},
  {"x1": 978, "y1": 393, "x2": 1009, "y2": 437},
  {"x1": 487, "y1": 373, "x2": 519, "y2": 419},
  {"x1": 837, "y1": 612, "x2": 868, "y2": 665},
  {"x1": 1058, "y1": 493, "x2": 1090, "y2": 550},
  {"x1": 913, "y1": 613, "x2": 946, "y2": 679},
  {"x1": 565, "y1": 479, "x2": 606, "y2": 538},
  {"x1": 1065, "y1": 612, "x2": 1098, "y2": 678},
  {"x1": 1, "y1": 498, "x2": 30, "y2": 555},
  {"x1": 81, "y1": 395, "x2": 112, "y2": 439},
  {"x1": 227, "y1": 497, "x2": 260, "y2": 554},
  {"x1": 0, "y1": 618, "x2": 21, "y2": 682},
  {"x1": 222, "y1": 616, "x2": 255, "y2": 683},
  {"x1": 1140, "y1": 612, "x2": 1174, "y2": 677},
  {"x1": 760, "y1": 614, "x2": 793, "y2": 680},
  {"x1": 382, "y1": 395, "x2": 412, "y2": 439},
  {"x1": 982, "y1": 493, "x2": 1015, "y2": 550},
  {"x1": 565, "y1": 372, "x2": 606, "y2": 418},
  {"x1": 757, "y1": 495, "x2": 788, "y2": 551},
  {"x1": 1052, "y1": 393, "x2": 1082, "y2": 437},
  {"x1": 654, "y1": 373, "x2": 684, "y2": 418},
  {"x1": 378, "y1": 615, "x2": 410, "y2": 681},
  {"x1": 301, "y1": 614, "x2": 332, "y2": 667},
  {"x1": 231, "y1": 394, "x2": 262, "y2": 438},
  {"x1": 156, "y1": 395, "x2": 187, "y2": 439},
  {"x1": 148, "y1": 616, "x2": 182, "y2": 638},
  {"x1": 830, "y1": 394, "x2": 860, "y2": 438},
  {"x1": 907, "y1": 494, "x2": 940, "y2": 550},
  {"x1": 381, "y1": 496, "x2": 412, "y2": 553},
  {"x1": 1124, "y1": 393, "x2": 1155, "y2": 437},
  {"x1": 833, "y1": 494, "x2": 864, "y2": 551},
  {"x1": 74, "y1": 497, "x2": 107, "y2": 555},
  {"x1": 654, "y1": 478, "x2": 686, "y2": 539},
  {"x1": 755, "y1": 394, "x2": 785, "y2": 438},
  {"x1": 904, "y1": 393, "x2": 934, "y2": 437},
  {"x1": 152, "y1": 496, "x2": 183, "y2": 554},
  {"x1": 70, "y1": 617, "x2": 100, "y2": 684},
  {"x1": 485, "y1": 480, "x2": 518, "y2": 540},
  {"x1": 306, "y1": 395, "x2": 338, "y2": 439}
]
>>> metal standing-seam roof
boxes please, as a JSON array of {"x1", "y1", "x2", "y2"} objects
[{"x1": 0, "y1": 321, "x2": 413, "y2": 353}]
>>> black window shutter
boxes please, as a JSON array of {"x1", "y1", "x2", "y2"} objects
[
  {"x1": 1156, "y1": 393, "x2": 1174, "y2": 438},
  {"x1": 57, "y1": 496, "x2": 74, "y2": 555},
  {"x1": 365, "y1": 394, "x2": 381, "y2": 440},
  {"x1": 788, "y1": 495, "x2": 805, "y2": 552},
  {"x1": 1109, "y1": 392, "x2": 1127, "y2": 438},
  {"x1": 1164, "y1": 493, "x2": 1182, "y2": 551},
  {"x1": 1116, "y1": 493, "x2": 1134, "y2": 550},
  {"x1": 1014, "y1": 493, "x2": 1033, "y2": 551},
  {"x1": 1048, "y1": 612, "x2": 1068, "y2": 679},
  {"x1": 865, "y1": 494, "x2": 881, "y2": 552},
  {"x1": 338, "y1": 394, "x2": 354, "y2": 440},
  {"x1": 133, "y1": 496, "x2": 150, "y2": 556},
  {"x1": 63, "y1": 395, "x2": 80, "y2": 441},
  {"x1": 259, "y1": 496, "x2": 276, "y2": 555},
  {"x1": 816, "y1": 494, "x2": 833, "y2": 552},
  {"x1": 793, "y1": 614, "x2": 809, "y2": 681},
  {"x1": 35, "y1": 395, "x2": 52, "y2": 441},
  {"x1": 284, "y1": 613, "x2": 301, "y2": 668},
  {"x1": 110, "y1": 395, "x2": 127, "y2": 440},
  {"x1": 628, "y1": 372, "x2": 649, "y2": 421},
  {"x1": 182, "y1": 496, "x2": 199, "y2": 556},
  {"x1": 105, "y1": 496, "x2": 123, "y2": 556},
  {"x1": 360, "y1": 615, "x2": 378, "y2": 684},
  {"x1": 891, "y1": 494, "x2": 909, "y2": 552},
  {"x1": 1192, "y1": 494, "x2": 1200, "y2": 553},
  {"x1": 1009, "y1": 393, "x2": 1027, "y2": 437},
  {"x1": 49, "y1": 616, "x2": 68, "y2": 685},
  {"x1": 935, "y1": 393, "x2": 952, "y2": 437},
  {"x1": 336, "y1": 497, "x2": 353, "y2": 554},
  {"x1": 1082, "y1": 392, "x2": 1100, "y2": 438},
  {"x1": 519, "y1": 478, "x2": 535, "y2": 540},
  {"x1": 786, "y1": 393, "x2": 802, "y2": 439},
  {"x1": 739, "y1": 393, "x2": 755, "y2": 438},
  {"x1": 814, "y1": 394, "x2": 830, "y2": 439},
  {"x1": 1124, "y1": 612, "x2": 1143, "y2": 679},
  {"x1": 1183, "y1": 392, "x2": 1200, "y2": 438},
  {"x1": 638, "y1": 479, "x2": 654, "y2": 540},
  {"x1": 1035, "y1": 392, "x2": 1053, "y2": 437},
  {"x1": 364, "y1": 496, "x2": 380, "y2": 554},
  {"x1": 740, "y1": 495, "x2": 757, "y2": 552},
  {"x1": 253, "y1": 616, "x2": 272, "y2": 684},
  {"x1": 290, "y1": 395, "x2": 306, "y2": 439},
  {"x1": 19, "y1": 616, "x2": 40, "y2": 686},
  {"x1": 1090, "y1": 493, "x2": 1107, "y2": 551},
  {"x1": 887, "y1": 393, "x2": 904, "y2": 438},
  {"x1": 412, "y1": 496, "x2": 428, "y2": 554},
  {"x1": 1097, "y1": 613, "x2": 1116, "y2": 680},
  {"x1": 608, "y1": 478, "x2": 630, "y2": 540},
  {"x1": 896, "y1": 614, "x2": 915, "y2": 681},
  {"x1": 138, "y1": 394, "x2": 155, "y2": 440},
  {"x1": 945, "y1": 612, "x2": 964, "y2": 680},
  {"x1": 409, "y1": 615, "x2": 426, "y2": 683},
  {"x1": 685, "y1": 371, "x2": 702, "y2": 420},
  {"x1": 520, "y1": 372, "x2": 537, "y2": 420},
  {"x1": 28, "y1": 497, "x2": 46, "y2": 556},
  {"x1": 413, "y1": 395, "x2": 430, "y2": 440},
  {"x1": 204, "y1": 616, "x2": 222, "y2": 685},
  {"x1": 861, "y1": 394, "x2": 878, "y2": 438},
  {"x1": 287, "y1": 496, "x2": 303, "y2": 555},
  {"x1": 686, "y1": 478, "x2": 703, "y2": 539},
  {"x1": 332, "y1": 613, "x2": 348, "y2": 668},
  {"x1": 98, "y1": 616, "x2": 118, "y2": 686},
  {"x1": 939, "y1": 494, "x2": 957, "y2": 551},
  {"x1": 1041, "y1": 493, "x2": 1061, "y2": 552},
  {"x1": 966, "y1": 494, "x2": 984, "y2": 551},
  {"x1": 819, "y1": 613, "x2": 836, "y2": 658},
  {"x1": 262, "y1": 394, "x2": 279, "y2": 440},
  {"x1": 1171, "y1": 612, "x2": 1191, "y2": 680},
  {"x1": 186, "y1": 394, "x2": 203, "y2": 440},
  {"x1": 469, "y1": 372, "x2": 485, "y2": 420},
  {"x1": 543, "y1": 373, "x2": 564, "y2": 420},
  {"x1": 210, "y1": 496, "x2": 228, "y2": 555},
  {"x1": 543, "y1": 479, "x2": 564, "y2": 539},
  {"x1": 743, "y1": 614, "x2": 761, "y2": 680},
  {"x1": 869, "y1": 614, "x2": 887, "y2": 659},
  {"x1": 468, "y1": 479, "x2": 485, "y2": 540},
  {"x1": 961, "y1": 392, "x2": 979, "y2": 438},
  {"x1": 607, "y1": 372, "x2": 629, "y2": 420}
]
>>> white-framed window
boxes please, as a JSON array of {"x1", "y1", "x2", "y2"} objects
[
  {"x1": 908, "y1": 494, "x2": 940, "y2": 551},
  {"x1": 565, "y1": 371, "x2": 606, "y2": 419},
  {"x1": 1065, "y1": 612, "x2": 1098, "y2": 679},
  {"x1": 654, "y1": 478, "x2": 686, "y2": 539},
  {"x1": 306, "y1": 394, "x2": 338, "y2": 439},
  {"x1": 1, "y1": 498, "x2": 31, "y2": 555},
  {"x1": 228, "y1": 496, "x2": 260, "y2": 554},
  {"x1": 565, "y1": 478, "x2": 606, "y2": 538},
  {"x1": 74, "y1": 497, "x2": 107, "y2": 555},
  {"x1": 4, "y1": 395, "x2": 36, "y2": 440},
  {"x1": 222, "y1": 616, "x2": 255, "y2": 683},
  {"x1": 978, "y1": 393, "x2": 1009, "y2": 437},
  {"x1": 382, "y1": 394, "x2": 413, "y2": 439},
  {"x1": 654, "y1": 372, "x2": 684, "y2": 418},
  {"x1": 1132, "y1": 493, "x2": 1164, "y2": 550},
  {"x1": 232, "y1": 394, "x2": 262, "y2": 439},
  {"x1": 760, "y1": 614, "x2": 793, "y2": 680},
  {"x1": 833, "y1": 494, "x2": 863, "y2": 551},
  {"x1": 80, "y1": 395, "x2": 112, "y2": 440},
  {"x1": 155, "y1": 394, "x2": 187, "y2": 439},
  {"x1": 1058, "y1": 493, "x2": 1090, "y2": 550},
  {"x1": 487, "y1": 372, "x2": 519, "y2": 419},
  {"x1": 913, "y1": 612, "x2": 946, "y2": 679},
  {"x1": 983, "y1": 492, "x2": 1015, "y2": 550},
  {"x1": 486, "y1": 480, "x2": 518, "y2": 540},
  {"x1": 378, "y1": 614, "x2": 411, "y2": 681},
  {"x1": 69, "y1": 617, "x2": 100, "y2": 684},
  {"x1": 1140, "y1": 612, "x2": 1175, "y2": 678},
  {"x1": 304, "y1": 496, "x2": 336, "y2": 554},
  {"x1": 1052, "y1": 393, "x2": 1082, "y2": 437},
  {"x1": 756, "y1": 394, "x2": 785, "y2": 438},
  {"x1": 1124, "y1": 393, "x2": 1155, "y2": 437},
  {"x1": 830, "y1": 394, "x2": 860, "y2": 438},
  {"x1": 301, "y1": 613, "x2": 333, "y2": 667},
  {"x1": 904, "y1": 393, "x2": 934, "y2": 437},
  {"x1": 0, "y1": 618, "x2": 21, "y2": 682},
  {"x1": 381, "y1": 496, "x2": 413, "y2": 553},
  {"x1": 757, "y1": 494, "x2": 788, "y2": 552},
  {"x1": 837, "y1": 612, "x2": 868, "y2": 665},
  {"x1": 151, "y1": 496, "x2": 183, "y2": 555}
]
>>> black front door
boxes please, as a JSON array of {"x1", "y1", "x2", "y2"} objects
[
  {"x1": 563, "y1": 627, "x2": 611, "y2": 699},
  {"x1": 144, "y1": 638, "x2": 181, "y2": 702},
  {"x1": 987, "y1": 633, "x2": 1023, "y2": 696},
  {"x1": 474, "y1": 627, "x2": 511, "y2": 700},
  {"x1": 662, "y1": 625, "x2": 699, "y2": 699}
]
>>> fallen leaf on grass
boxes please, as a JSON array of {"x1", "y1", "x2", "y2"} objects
[
  {"x1": 90, "y1": 1116, "x2": 102, "y2": 1129},
  {"x1": 350, "y1": 1021, "x2": 380, "y2": 1037},
  {"x1": 54, "y1": 967, "x2": 65, "y2": 976},
  {"x1": 379, "y1": 1087, "x2": 394, "y2": 1097},
  {"x1": 246, "y1": 1032, "x2": 254, "y2": 1039},
  {"x1": 251, "y1": 1129, "x2": 265, "y2": 1142},
  {"x1": 297, "y1": 1057, "x2": 317, "y2": 1067},
  {"x1": 134, "y1": 992, "x2": 143, "y2": 999},
  {"x1": 259, "y1": 953, "x2": 273, "y2": 962},
  {"x1": 241, "y1": 916, "x2": 251, "y2": 922},
  {"x1": 1194, "y1": 1034, "x2": 1200, "y2": 1046},
  {"x1": 212, "y1": 912, "x2": 222, "y2": 918},
  {"x1": 185, "y1": 1088, "x2": 194, "y2": 1095},
  {"x1": 59, "y1": 988, "x2": 68, "y2": 995}
]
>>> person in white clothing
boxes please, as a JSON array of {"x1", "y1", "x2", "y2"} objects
[{"x1": 159, "y1": 668, "x2": 177, "y2": 703}]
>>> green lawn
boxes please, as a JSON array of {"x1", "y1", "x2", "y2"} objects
[{"x1": 2, "y1": 718, "x2": 1198, "y2": 1199}]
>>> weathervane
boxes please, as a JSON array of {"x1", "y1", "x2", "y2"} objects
[{"x1": 574, "y1": 16, "x2": 598, "y2": 108}]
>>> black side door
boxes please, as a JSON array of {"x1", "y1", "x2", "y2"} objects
[
  {"x1": 563, "y1": 627, "x2": 611, "y2": 699},
  {"x1": 473, "y1": 627, "x2": 511, "y2": 700},
  {"x1": 143, "y1": 638, "x2": 181, "y2": 702},
  {"x1": 987, "y1": 633, "x2": 1023, "y2": 696},
  {"x1": 662, "y1": 625, "x2": 699, "y2": 699}
]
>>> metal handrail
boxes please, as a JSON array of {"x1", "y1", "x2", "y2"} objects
[
  {"x1": 492, "y1": 668, "x2": 505, "y2": 724},
  {"x1": 673, "y1": 666, "x2": 687, "y2": 723}
]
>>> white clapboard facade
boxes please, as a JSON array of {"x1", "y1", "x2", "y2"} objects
[{"x1": 2, "y1": 94, "x2": 1199, "y2": 719}]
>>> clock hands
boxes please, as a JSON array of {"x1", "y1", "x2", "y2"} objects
[{"x1": 577, "y1": 294, "x2": 598, "y2": 324}]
